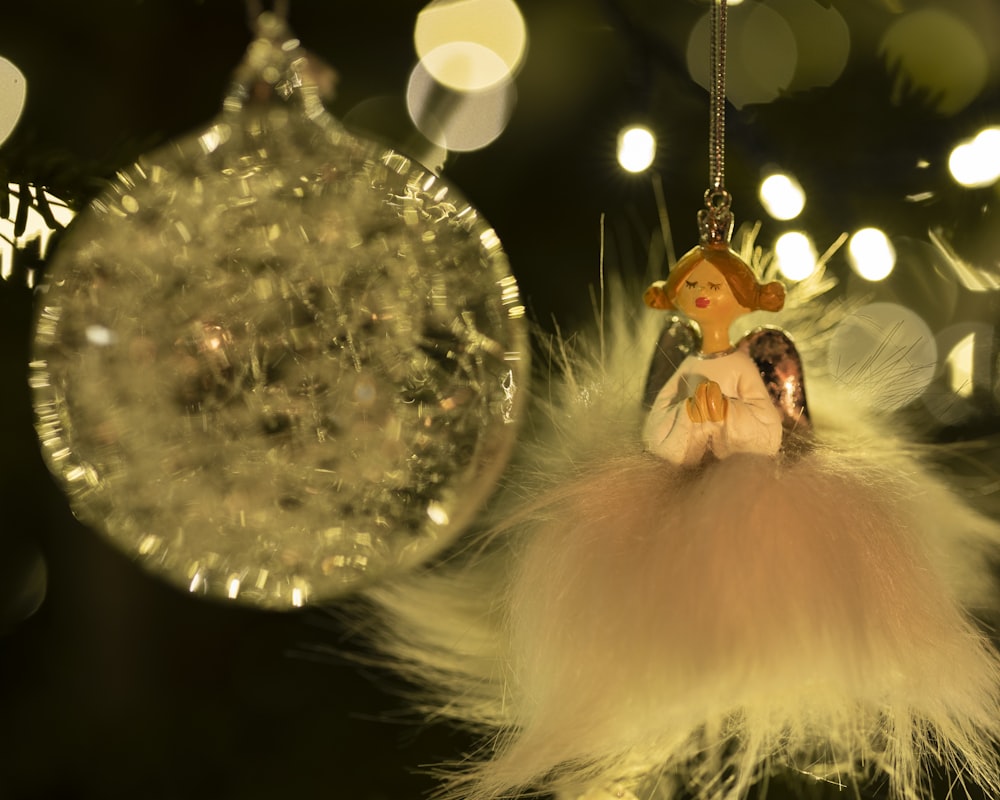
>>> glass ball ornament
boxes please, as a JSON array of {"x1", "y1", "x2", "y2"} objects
[{"x1": 30, "y1": 13, "x2": 528, "y2": 608}]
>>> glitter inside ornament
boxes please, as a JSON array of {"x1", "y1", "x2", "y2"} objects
[{"x1": 30, "y1": 13, "x2": 528, "y2": 608}]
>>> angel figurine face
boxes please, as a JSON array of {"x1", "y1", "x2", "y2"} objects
[
  {"x1": 673, "y1": 261, "x2": 749, "y2": 349},
  {"x1": 644, "y1": 245, "x2": 785, "y2": 354}
]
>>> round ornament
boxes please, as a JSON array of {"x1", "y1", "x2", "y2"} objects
[{"x1": 30, "y1": 13, "x2": 528, "y2": 608}]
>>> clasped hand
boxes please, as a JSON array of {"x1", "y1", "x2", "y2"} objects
[{"x1": 685, "y1": 380, "x2": 728, "y2": 423}]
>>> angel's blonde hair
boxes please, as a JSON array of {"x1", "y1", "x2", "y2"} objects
[{"x1": 660, "y1": 244, "x2": 785, "y2": 312}]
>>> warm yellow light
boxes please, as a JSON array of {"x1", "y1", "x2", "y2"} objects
[
  {"x1": 975, "y1": 127, "x2": 1000, "y2": 183},
  {"x1": 686, "y1": 4, "x2": 796, "y2": 109},
  {"x1": 880, "y1": 9, "x2": 987, "y2": 115},
  {"x1": 1, "y1": 183, "x2": 75, "y2": 281},
  {"x1": 946, "y1": 332, "x2": 976, "y2": 398},
  {"x1": 427, "y1": 501, "x2": 450, "y2": 526},
  {"x1": 414, "y1": 0, "x2": 527, "y2": 92},
  {"x1": 828, "y1": 302, "x2": 936, "y2": 410},
  {"x1": 616, "y1": 125, "x2": 656, "y2": 173},
  {"x1": 949, "y1": 143, "x2": 980, "y2": 185},
  {"x1": 848, "y1": 227, "x2": 895, "y2": 281},
  {"x1": 0, "y1": 56, "x2": 26, "y2": 147},
  {"x1": 417, "y1": 42, "x2": 511, "y2": 94},
  {"x1": 948, "y1": 126, "x2": 1000, "y2": 187},
  {"x1": 774, "y1": 231, "x2": 817, "y2": 280},
  {"x1": 976, "y1": 126, "x2": 1000, "y2": 151},
  {"x1": 406, "y1": 59, "x2": 515, "y2": 152},
  {"x1": 759, "y1": 173, "x2": 805, "y2": 220}
]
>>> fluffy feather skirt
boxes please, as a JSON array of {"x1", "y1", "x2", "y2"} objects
[{"x1": 365, "y1": 290, "x2": 1000, "y2": 800}]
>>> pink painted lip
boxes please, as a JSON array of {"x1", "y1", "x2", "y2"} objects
[{"x1": 695, "y1": 297, "x2": 710, "y2": 309}]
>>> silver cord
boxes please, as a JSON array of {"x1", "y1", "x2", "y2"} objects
[
  {"x1": 708, "y1": 0, "x2": 727, "y2": 195},
  {"x1": 698, "y1": 0, "x2": 733, "y2": 245}
]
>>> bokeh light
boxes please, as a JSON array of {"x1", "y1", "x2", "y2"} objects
[
  {"x1": 407, "y1": 58, "x2": 516, "y2": 152},
  {"x1": 880, "y1": 9, "x2": 988, "y2": 115},
  {"x1": 341, "y1": 95, "x2": 449, "y2": 173},
  {"x1": 414, "y1": 0, "x2": 527, "y2": 92},
  {"x1": 417, "y1": 42, "x2": 512, "y2": 95},
  {"x1": 774, "y1": 231, "x2": 817, "y2": 280},
  {"x1": 1, "y1": 183, "x2": 75, "y2": 282},
  {"x1": 828, "y1": 302, "x2": 937, "y2": 411},
  {"x1": 924, "y1": 322, "x2": 995, "y2": 425},
  {"x1": 765, "y1": 0, "x2": 849, "y2": 93},
  {"x1": 848, "y1": 227, "x2": 895, "y2": 281},
  {"x1": 686, "y1": 2, "x2": 797, "y2": 108},
  {"x1": 617, "y1": 125, "x2": 656, "y2": 173},
  {"x1": 939, "y1": 323, "x2": 993, "y2": 397},
  {"x1": 0, "y1": 56, "x2": 26, "y2": 147},
  {"x1": 948, "y1": 127, "x2": 1000, "y2": 188},
  {"x1": 946, "y1": 331, "x2": 976, "y2": 399},
  {"x1": 927, "y1": 227, "x2": 1000, "y2": 293},
  {"x1": 759, "y1": 172, "x2": 805, "y2": 220}
]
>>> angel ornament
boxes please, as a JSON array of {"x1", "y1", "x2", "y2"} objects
[
  {"x1": 641, "y1": 243, "x2": 801, "y2": 466},
  {"x1": 368, "y1": 0, "x2": 1000, "y2": 794},
  {"x1": 462, "y1": 238, "x2": 1000, "y2": 800},
  {"x1": 369, "y1": 234, "x2": 1000, "y2": 800}
]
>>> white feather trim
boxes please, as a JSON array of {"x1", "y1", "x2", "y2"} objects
[{"x1": 365, "y1": 267, "x2": 1000, "y2": 800}]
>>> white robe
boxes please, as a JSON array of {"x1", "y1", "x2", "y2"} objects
[{"x1": 642, "y1": 349, "x2": 782, "y2": 465}]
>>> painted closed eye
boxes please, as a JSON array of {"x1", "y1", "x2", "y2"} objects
[
  {"x1": 708, "y1": 282, "x2": 722, "y2": 291},
  {"x1": 685, "y1": 280, "x2": 698, "y2": 289}
]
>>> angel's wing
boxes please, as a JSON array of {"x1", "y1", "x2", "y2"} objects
[
  {"x1": 642, "y1": 314, "x2": 699, "y2": 408},
  {"x1": 737, "y1": 326, "x2": 811, "y2": 438}
]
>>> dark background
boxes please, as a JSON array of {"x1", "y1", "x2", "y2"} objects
[{"x1": 1, "y1": 1, "x2": 999, "y2": 798}]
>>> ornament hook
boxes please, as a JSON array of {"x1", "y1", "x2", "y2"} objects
[{"x1": 698, "y1": 188, "x2": 733, "y2": 245}]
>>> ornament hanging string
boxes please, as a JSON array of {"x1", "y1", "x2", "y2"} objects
[{"x1": 699, "y1": 0, "x2": 733, "y2": 245}]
